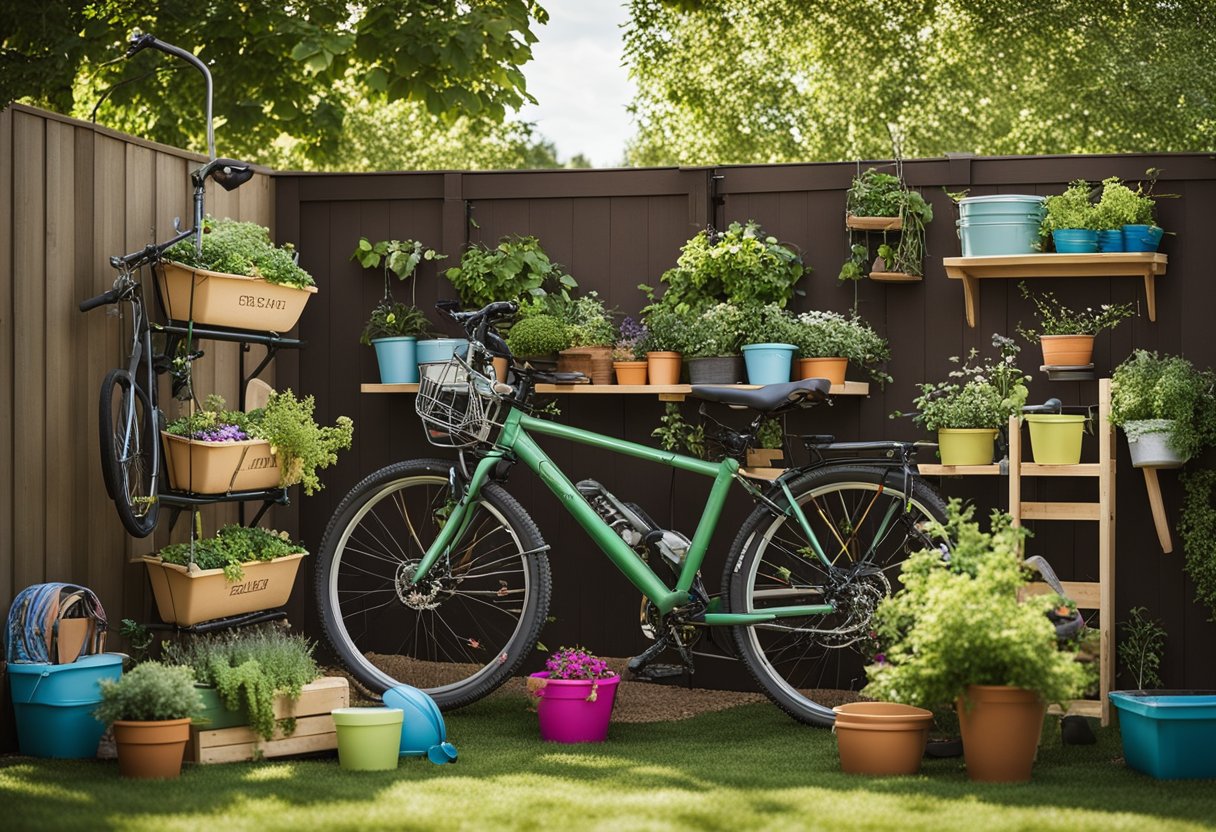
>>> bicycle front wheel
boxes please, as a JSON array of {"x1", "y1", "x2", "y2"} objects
[
  {"x1": 316, "y1": 458, "x2": 551, "y2": 709},
  {"x1": 724, "y1": 465, "x2": 948, "y2": 725},
  {"x1": 98, "y1": 368, "x2": 159, "y2": 538}
]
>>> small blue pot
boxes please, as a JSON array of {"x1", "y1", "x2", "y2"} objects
[
  {"x1": 416, "y1": 338, "x2": 468, "y2": 368},
  {"x1": 1123, "y1": 224, "x2": 1164, "y2": 253},
  {"x1": 742, "y1": 343, "x2": 796, "y2": 385},
  {"x1": 1052, "y1": 229, "x2": 1099, "y2": 253},
  {"x1": 372, "y1": 337, "x2": 418, "y2": 384},
  {"x1": 1097, "y1": 229, "x2": 1125, "y2": 253}
]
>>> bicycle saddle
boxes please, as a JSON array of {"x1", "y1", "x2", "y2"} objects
[{"x1": 691, "y1": 378, "x2": 830, "y2": 412}]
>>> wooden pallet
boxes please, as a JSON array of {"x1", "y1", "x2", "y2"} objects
[{"x1": 187, "y1": 676, "x2": 349, "y2": 764}]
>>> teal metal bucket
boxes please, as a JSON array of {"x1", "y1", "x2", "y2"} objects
[
  {"x1": 8, "y1": 654, "x2": 123, "y2": 758},
  {"x1": 957, "y1": 219, "x2": 1042, "y2": 256},
  {"x1": 416, "y1": 338, "x2": 468, "y2": 367},
  {"x1": 372, "y1": 336, "x2": 418, "y2": 383},
  {"x1": 742, "y1": 343, "x2": 796, "y2": 385},
  {"x1": 958, "y1": 194, "x2": 1046, "y2": 219},
  {"x1": 1110, "y1": 690, "x2": 1216, "y2": 779},
  {"x1": 1052, "y1": 229, "x2": 1099, "y2": 253}
]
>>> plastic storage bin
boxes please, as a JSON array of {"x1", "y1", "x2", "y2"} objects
[
  {"x1": 7, "y1": 654, "x2": 123, "y2": 758},
  {"x1": 1109, "y1": 690, "x2": 1216, "y2": 779}
]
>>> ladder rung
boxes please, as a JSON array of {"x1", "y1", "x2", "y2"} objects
[
  {"x1": 1019, "y1": 463, "x2": 1102, "y2": 477},
  {"x1": 1019, "y1": 501, "x2": 1101, "y2": 521}
]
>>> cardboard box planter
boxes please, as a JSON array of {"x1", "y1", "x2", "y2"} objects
[
  {"x1": 142, "y1": 552, "x2": 307, "y2": 626},
  {"x1": 161, "y1": 432, "x2": 282, "y2": 494},
  {"x1": 155, "y1": 261, "x2": 317, "y2": 331}
]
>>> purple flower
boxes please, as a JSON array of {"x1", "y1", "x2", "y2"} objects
[{"x1": 191, "y1": 423, "x2": 249, "y2": 442}]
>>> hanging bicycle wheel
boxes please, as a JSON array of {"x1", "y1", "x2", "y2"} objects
[
  {"x1": 315, "y1": 458, "x2": 551, "y2": 709},
  {"x1": 98, "y1": 368, "x2": 160, "y2": 538},
  {"x1": 724, "y1": 465, "x2": 949, "y2": 726}
]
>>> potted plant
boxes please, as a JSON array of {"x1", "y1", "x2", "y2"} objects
[
  {"x1": 908, "y1": 335, "x2": 1030, "y2": 465},
  {"x1": 739, "y1": 303, "x2": 799, "y2": 385},
  {"x1": 640, "y1": 301, "x2": 691, "y2": 385},
  {"x1": 611, "y1": 317, "x2": 649, "y2": 385},
  {"x1": 351, "y1": 237, "x2": 443, "y2": 384},
  {"x1": 557, "y1": 293, "x2": 616, "y2": 384},
  {"x1": 527, "y1": 646, "x2": 620, "y2": 743},
  {"x1": 1109, "y1": 350, "x2": 1216, "y2": 468},
  {"x1": 790, "y1": 310, "x2": 892, "y2": 386},
  {"x1": 506, "y1": 311, "x2": 571, "y2": 370},
  {"x1": 839, "y1": 168, "x2": 933, "y2": 282},
  {"x1": 863, "y1": 502, "x2": 1093, "y2": 782},
  {"x1": 684, "y1": 303, "x2": 747, "y2": 384},
  {"x1": 94, "y1": 661, "x2": 203, "y2": 779},
  {"x1": 142, "y1": 525, "x2": 310, "y2": 626},
  {"x1": 1016, "y1": 282, "x2": 1134, "y2": 368},
  {"x1": 444, "y1": 235, "x2": 577, "y2": 310},
  {"x1": 1096, "y1": 175, "x2": 1163, "y2": 253},
  {"x1": 1041, "y1": 180, "x2": 1101, "y2": 253},
  {"x1": 159, "y1": 217, "x2": 317, "y2": 331}
]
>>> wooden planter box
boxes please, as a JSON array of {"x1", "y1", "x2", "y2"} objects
[
  {"x1": 558, "y1": 346, "x2": 613, "y2": 384},
  {"x1": 142, "y1": 552, "x2": 307, "y2": 626},
  {"x1": 162, "y1": 432, "x2": 282, "y2": 494},
  {"x1": 155, "y1": 260, "x2": 317, "y2": 331},
  {"x1": 186, "y1": 677, "x2": 349, "y2": 764}
]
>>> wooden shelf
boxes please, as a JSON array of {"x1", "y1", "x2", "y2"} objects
[
  {"x1": 917, "y1": 463, "x2": 1002, "y2": 476},
  {"x1": 869, "y1": 271, "x2": 921, "y2": 283},
  {"x1": 918, "y1": 462, "x2": 1102, "y2": 478},
  {"x1": 942, "y1": 252, "x2": 1167, "y2": 327},
  {"x1": 846, "y1": 215, "x2": 902, "y2": 231},
  {"x1": 361, "y1": 381, "x2": 870, "y2": 402}
]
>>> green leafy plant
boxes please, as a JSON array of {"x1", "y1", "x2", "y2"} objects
[
  {"x1": 94, "y1": 661, "x2": 203, "y2": 725},
  {"x1": 1179, "y1": 470, "x2": 1216, "y2": 622},
  {"x1": 158, "y1": 525, "x2": 307, "y2": 582},
  {"x1": 1109, "y1": 350, "x2": 1216, "y2": 459},
  {"x1": 444, "y1": 236, "x2": 577, "y2": 310},
  {"x1": 259, "y1": 390, "x2": 355, "y2": 495},
  {"x1": 1096, "y1": 177, "x2": 1156, "y2": 229},
  {"x1": 790, "y1": 310, "x2": 892, "y2": 384},
  {"x1": 1016, "y1": 282, "x2": 1135, "y2": 339},
  {"x1": 650, "y1": 221, "x2": 808, "y2": 314},
  {"x1": 563, "y1": 293, "x2": 616, "y2": 348},
  {"x1": 1040, "y1": 180, "x2": 1100, "y2": 233},
  {"x1": 756, "y1": 417, "x2": 784, "y2": 451},
  {"x1": 640, "y1": 302, "x2": 694, "y2": 354},
  {"x1": 165, "y1": 218, "x2": 314, "y2": 289},
  {"x1": 652, "y1": 403, "x2": 706, "y2": 458},
  {"x1": 738, "y1": 302, "x2": 799, "y2": 346},
  {"x1": 506, "y1": 313, "x2": 571, "y2": 356},
  {"x1": 840, "y1": 168, "x2": 934, "y2": 280},
  {"x1": 351, "y1": 237, "x2": 443, "y2": 345},
  {"x1": 682, "y1": 303, "x2": 749, "y2": 359},
  {"x1": 120, "y1": 618, "x2": 154, "y2": 663},
  {"x1": 359, "y1": 301, "x2": 432, "y2": 344},
  {"x1": 863, "y1": 501, "x2": 1093, "y2": 710},
  {"x1": 1117, "y1": 606, "x2": 1167, "y2": 688},
  {"x1": 904, "y1": 334, "x2": 1030, "y2": 431},
  {"x1": 162, "y1": 626, "x2": 320, "y2": 741}
]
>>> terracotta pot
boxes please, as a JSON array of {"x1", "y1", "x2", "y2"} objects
[
  {"x1": 1039, "y1": 334, "x2": 1094, "y2": 367},
  {"x1": 798, "y1": 357, "x2": 847, "y2": 386},
  {"x1": 646, "y1": 351, "x2": 682, "y2": 385},
  {"x1": 558, "y1": 346, "x2": 614, "y2": 384},
  {"x1": 613, "y1": 361, "x2": 647, "y2": 385},
  {"x1": 155, "y1": 261, "x2": 316, "y2": 331},
  {"x1": 832, "y1": 702, "x2": 934, "y2": 775},
  {"x1": 956, "y1": 685, "x2": 1046, "y2": 782},
  {"x1": 113, "y1": 717, "x2": 192, "y2": 779}
]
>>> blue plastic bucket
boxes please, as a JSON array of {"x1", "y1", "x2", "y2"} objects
[
  {"x1": 1097, "y1": 229, "x2": 1125, "y2": 252},
  {"x1": 742, "y1": 344, "x2": 796, "y2": 385},
  {"x1": 958, "y1": 194, "x2": 1046, "y2": 220},
  {"x1": 1052, "y1": 229, "x2": 1099, "y2": 253},
  {"x1": 957, "y1": 219, "x2": 1042, "y2": 256},
  {"x1": 7, "y1": 654, "x2": 123, "y2": 758},
  {"x1": 1110, "y1": 690, "x2": 1216, "y2": 779},
  {"x1": 416, "y1": 338, "x2": 468, "y2": 367},
  {"x1": 1123, "y1": 225, "x2": 1164, "y2": 252},
  {"x1": 372, "y1": 336, "x2": 418, "y2": 384},
  {"x1": 382, "y1": 684, "x2": 457, "y2": 764}
]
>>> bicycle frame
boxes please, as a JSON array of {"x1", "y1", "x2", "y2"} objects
[
  {"x1": 409, "y1": 406, "x2": 836, "y2": 625},
  {"x1": 116, "y1": 277, "x2": 162, "y2": 500}
]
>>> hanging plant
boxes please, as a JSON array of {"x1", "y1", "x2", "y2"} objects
[{"x1": 839, "y1": 168, "x2": 933, "y2": 282}]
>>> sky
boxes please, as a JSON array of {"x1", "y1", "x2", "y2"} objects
[{"x1": 516, "y1": 0, "x2": 636, "y2": 168}]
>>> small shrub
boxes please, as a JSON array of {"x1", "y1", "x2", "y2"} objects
[
  {"x1": 94, "y1": 661, "x2": 202, "y2": 725},
  {"x1": 166, "y1": 217, "x2": 314, "y2": 289},
  {"x1": 507, "y1": 314, "x2": 571, "y2": 355},
  {"x1": 1041, "y1": 180, "x2": 1100, "y2": 233},
  {"x1": 157, "y1": 524, "x2": 307, "y2": 581}
]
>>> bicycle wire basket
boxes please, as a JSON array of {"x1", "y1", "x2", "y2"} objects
[{"x1": 415, "y1": 354, "x2": 503, "y2": 448}]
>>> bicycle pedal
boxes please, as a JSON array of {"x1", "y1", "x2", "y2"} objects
[{"x1": 630, "y1": 663, "x2": 687, "y2": 682}]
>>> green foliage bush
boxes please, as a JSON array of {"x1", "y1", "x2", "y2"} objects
[
  {"x1": 1041, "y1": 180, "x2": 1100, "y2": 233},
  {"x1": 360, "y1": 301, "x2": 433, "y2": 344},
  {"x1": 1109, "y1": 350, "x2": 1216, "y2": 459},
  {"x1": 506, "y1": 313, "x2": 570, "y2": 355},
  {"x1": 1179, "y1": 470, "x2": 1216, "y2": 623},
  {"x1": 738, "y1": 302, "x2": 800, "y2": 346},
  {"x1": 94, "y1": 661, "x2": 202, "y2": 725},
  {"x1": 683, "y1": 303, "x2": 748, "y2": 359},
  {"x1": 907, "y1": 335, "x2": 1030, "y2": 431},
  {"x1": 1117, "y1": 606, "x2": 1167, "y2": 689},
  {"x1": 445, "y1": 236, "x2": 577, "y2": 310},
  {"x1": 564, "y1": 294, "x2": 616, "y2": 347},
  {"x1": 158, "y1": 525, "x2": 307, "y2": 582},
  {"x1": 790, "y1": 310, "x2": 892, "y2": 383},
  {"x1": 260, "y1": 390, "x2": 355, "y2": 495},
  {"x1": 166, "y1": 218, "x2": 314, "y2": 289},
  {"x1": 1096, "y1": 177, "x2": 1156, "y2": 228}
]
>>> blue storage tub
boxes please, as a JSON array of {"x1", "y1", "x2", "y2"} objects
[
  {"x1": 1109, "y1": 690, "x2": 1216, "y2": 779},
  {"x1": 7, "y1": 653, "x2": 123, "y2": 758}
]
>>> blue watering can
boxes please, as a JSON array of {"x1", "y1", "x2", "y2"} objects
[{"x1": 382, "y1": 684, "x2": 458, "y2": 765}]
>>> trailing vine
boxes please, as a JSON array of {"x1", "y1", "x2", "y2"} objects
[{"x1": 1179, "y1": 469, "x2": 1216, "y2": 621}]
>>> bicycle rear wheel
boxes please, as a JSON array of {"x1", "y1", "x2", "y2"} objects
[
  {"x1": 315, "y1": 458, "x2": 551, "y2": 709},
  {"x1": 724, "y1": 465, "x2": 948, "y2": 725},
  {"x1": 98, "y1": 368, "x2": 159, "y2": 538}
]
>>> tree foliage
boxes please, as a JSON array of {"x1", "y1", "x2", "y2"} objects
[
  {"x1": 1, "y1": 1, "x2": 550, "y2": 166},
  {"x1": 624, "y1": 0, "x2": 1216, "y2": 165}
]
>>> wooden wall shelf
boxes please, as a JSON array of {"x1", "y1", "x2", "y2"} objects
[
  {"x1": 942, "y1": 252, "x2": 1167, "y2": 327},
  {"x1": 362, "y1": 381, "x2": 870, "y2": 402}
]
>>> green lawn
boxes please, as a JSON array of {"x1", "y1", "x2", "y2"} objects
[{"x1": 3, "y1": 694, "x2": 1214, "y2": 832}]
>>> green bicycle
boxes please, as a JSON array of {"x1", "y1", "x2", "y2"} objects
[{"x1": 316, "y1": 301, "x2": 948, "y2": 725}]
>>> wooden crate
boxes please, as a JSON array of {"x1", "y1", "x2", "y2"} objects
[{"x1": 187, "y1": 676, "x2": 349, "y2": 764}]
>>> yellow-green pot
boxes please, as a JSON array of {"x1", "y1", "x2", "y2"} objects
[
  {"x1": 1025, "y1": 414, "x2": 1086, "y2": 464},
  {"x1": 937, "y1": 429, "x2": 998, "y2": 466}
]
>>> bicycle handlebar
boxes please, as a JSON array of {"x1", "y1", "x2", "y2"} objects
[{"x1": 79, "y1": 288, "x2": 121, "y2": 313}]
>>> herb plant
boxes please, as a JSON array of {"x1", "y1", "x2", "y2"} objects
[
  {"x1": 1096, "y1": 177, "x2": 1155, "y2": 228},
  {"x1": 506, "y1": 313, "x2": 571, "y2": 356},
  {"x1": 906, "y1": 334, "x2": 1030, "y2": 431},
  {"x1": 790, "y1": 310, "x2": 892, "y2": 384},
  {"x1": 1016, "y1": 282, "x2": 1135, "y2": 339},
  {"x1": 158, "y1": 524, "x2": 307, "y2": 581},
  {"x1": 1109, "y1": 350, "x2": 1216, "y2": 459},
  {"x1": 445, "y1": 236, "x2": 577, "y2": 310},
  {"x1": 166, "y1": 218, "x2": 314, "y2": 290},
  {"x1": 259, "y1": 390, "x2": 355, "y2": 495},
  {"x1": 683, "y1": 303, "x2": 748, "y2": 359},
  {"x1": 94, "y1": 661, "x2": 203, "y2": 725},
  {"x1": 840, "y1": 168, "x2": 933, "y2": 281},
  {"x1": 738, "y1": 302, "x2": 799, "y2": 346},
  {"x1": 640, "y1": 302, "x2": 693, "y2": 354},
  {"x1": 1041, "y1": 180, "x2": 1100, "y2": 233},
  {"x1": 1117, "y1": 606, "x2": 1167, "y2": 688},
  {"x1": 563, "y1": 293, "x2": 616, "y2": 348},
  {"x1": 612, "y1": 317, "x2": 648, "y2": 361},
  {"x1": 351, "y1": 237, "x2": 443, "y2": 345},
  {"x1": 360, "y1": 301, "x2": 433, "y2": 344}
]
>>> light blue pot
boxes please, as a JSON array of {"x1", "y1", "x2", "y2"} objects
[
  {"x1": 416, "y1": 338, "x2": 468, "y2": 368},
  {"x1": 742, "y1": 343, "x2": 796, "y2": 385},
  {"x1": 1097, "y1": 229, "x2": 1125, "y2": 253},
  {"x1": 1123, "y1": 225, "x2": 1164, "y2": 252},
  {"x1": 958, "y1": 194, "x2": 1046, "y2": 220},
  {"x1": 8, "y1": 654, "x2": 123, "y2": 758},
  {"x1": 1052, "y1": 229, "x2": 1099, "y2": 253},
  {"x1": 957, "y1": 218, "x2": 1042, "y2": 256},
  {"x1": 372, "y1": 337, "x2": 418, "y2": 384}
]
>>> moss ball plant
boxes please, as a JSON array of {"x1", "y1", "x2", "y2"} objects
[{"x1": 507, "y1": 313, "x2": 571, "y2": 356}]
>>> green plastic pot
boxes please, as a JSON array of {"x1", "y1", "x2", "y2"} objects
[
  {"x1": 332, "y1": 707, "x2": 403, "y2": 771},
  {"x1": 1025, "y1": 414, "x2": 1086, "y2": 465},
  {"x1": 936, "y1": 429, "x2": 997, "y2": 466}
]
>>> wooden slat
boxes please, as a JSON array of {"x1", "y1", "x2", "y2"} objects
[
  {"x1": 916, "y1": 464, "x2": 1002, "y2": 476},
  {"x1": 845, "y1": 214, "x2": 902, "y2": 231},
  {"x1": 1141, "y1": 466, "x2": 1173, "y2": 553},
  {"x1": 1048, "y1": 699, "x2": 1102, "y2": 718},
  {"x1": 1020, "y1": 463, "x2": 1102, "y2": 477},
  {"x1": 868, "y1": 271, "x2": 922, "y2": 283},
  {"x1": 1097, "y1": 377, "x2": 1115, "y2": 726},
  {"x1": 0, "y1": 106, "x2": 13, "y2": 611},
  {"x1": 1023, "y1": 580, "x2": 1101, "y2": 609},
  {"x1": 193, "y1": 717, "x2": 338, "y2": 764},
  {"x1": 1018, "y1": 501, "x2": 1101, "y2": 521},
  {"x1": 194, "y1": 713, "x2": 337, "y2": 749}
]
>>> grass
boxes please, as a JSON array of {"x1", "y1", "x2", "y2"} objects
[{"x1": 3, "y1": 693, "x2": 1215, "y2": 832}]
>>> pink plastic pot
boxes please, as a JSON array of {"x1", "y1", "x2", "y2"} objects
[{"x1": 529, "y1": 672, "x2": 620, "y2": 743}]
